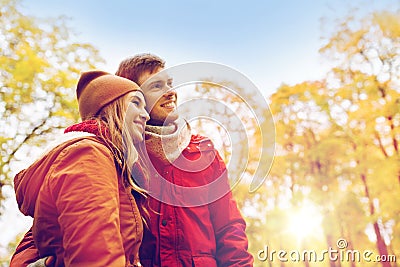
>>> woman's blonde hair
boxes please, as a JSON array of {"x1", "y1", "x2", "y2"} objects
[{"x1": 94, "y1": 93, "x2": 148, "y2": 195}]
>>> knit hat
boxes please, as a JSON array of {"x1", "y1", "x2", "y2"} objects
[{"x1": 76, "y1": 70, "x2": 142, "y2": 120}]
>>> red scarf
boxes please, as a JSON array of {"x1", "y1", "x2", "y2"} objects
[{"x1": 64, "y1": 119, "x2": 109, "y2": 138}]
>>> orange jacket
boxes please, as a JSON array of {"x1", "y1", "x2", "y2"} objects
[{"x1": 11, "y1": 135, "x2": 143, "y2": 267}]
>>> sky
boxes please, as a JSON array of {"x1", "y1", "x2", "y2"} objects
[
  {"x1": 1, "y1": 0, "x2": 400, "y2": 257},
  {"x1": 16, "y1": 0, "x2": 400, "y2": 95}
]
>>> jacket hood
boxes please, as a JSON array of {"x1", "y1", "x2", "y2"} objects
[{"x1": 14, "y1": 132, "x2": 95, "y2": 217}]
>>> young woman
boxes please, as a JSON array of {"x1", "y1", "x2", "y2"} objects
[{"x1": 11, "y1": 70, "x2": 149, "y2": 267}]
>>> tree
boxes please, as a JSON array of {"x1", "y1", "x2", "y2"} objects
[
  {"x1": 320, "y1": 10, "x2": 400, "y2": 266},
  {"x1": 253, "y1": 8, "x2": 400, "y2": 267},
  {"x1": 0, "y1": 0, "x2": 104, "y2": 207},
  {"x1": 0, "y1": 0, "x2": 104, "y2": 264}
]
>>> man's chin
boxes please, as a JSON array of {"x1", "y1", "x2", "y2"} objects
[
  {"x1": 148, "y1": 113, "x2": 179, "y2": 126},
  {"x1": 164, "y1": 112, "x2": 179, "y2": 125}
]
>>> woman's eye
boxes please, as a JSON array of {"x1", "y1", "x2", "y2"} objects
[{"x1": 131, "y1": 100, "x2": 140, "y2": 106}]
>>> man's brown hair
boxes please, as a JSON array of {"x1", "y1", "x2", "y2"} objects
[{"x1": 115, "y1": 53, "x2": 165, "y2": 85}]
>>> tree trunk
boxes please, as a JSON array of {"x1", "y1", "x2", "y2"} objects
[
  {"x1": 347, "y1": 238, "x2": 357, "y2": 267},
  {"x1": 299, "y1": 239, "x2": 311, "y2": 267},
  {"x1": 360, "y1": 173, "x2": 392, "y2": 267},
  {"x1": 326, "y1": 234, "x2": 337, "y2": 267},
  {"x1": 388, "y1": 243, "x2": 398, "y2": 267}
]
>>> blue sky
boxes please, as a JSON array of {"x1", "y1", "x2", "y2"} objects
[{"x1": 19, "y1": 0, "x2": 400, "y2": 96}]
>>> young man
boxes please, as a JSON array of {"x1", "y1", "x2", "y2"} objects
[
  {"x1": 116, "y1": 53, "x2": 253, "y2": 267},
  {"x1": 11, "y1": 54, "x2": 253, "y2": 267}
]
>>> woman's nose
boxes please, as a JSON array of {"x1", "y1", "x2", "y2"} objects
[{"x1": 141, "y1": 108, "x2": 150, "y2": 122}]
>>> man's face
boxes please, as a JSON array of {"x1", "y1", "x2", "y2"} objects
[{"x1": 138, "y1": 67, "x2": 179, "y2": 126}]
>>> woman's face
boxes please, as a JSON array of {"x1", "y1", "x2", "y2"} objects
[{"x1": 125, "y1": 91, "x2": 149, "y2": 143}]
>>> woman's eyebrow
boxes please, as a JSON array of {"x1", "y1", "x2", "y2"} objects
[{"x1": 130, "y1": 95, "x2": 140, "y2": 101}]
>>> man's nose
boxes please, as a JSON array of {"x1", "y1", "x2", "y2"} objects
[{"x1": 163, "y1": 87, "x2": 176, "y2": 98}]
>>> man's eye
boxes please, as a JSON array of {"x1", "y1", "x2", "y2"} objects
[{"x1": 152, "y1": 82, "x2": 163, "y2": 89}]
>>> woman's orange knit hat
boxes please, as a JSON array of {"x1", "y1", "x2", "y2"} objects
[{"x1": 76, "y1": 70, "x2": 142, "y2": 120}]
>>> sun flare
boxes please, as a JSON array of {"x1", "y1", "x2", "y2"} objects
[{"x1": 287, "y1": 202, "x2": 324, "y2": 241}]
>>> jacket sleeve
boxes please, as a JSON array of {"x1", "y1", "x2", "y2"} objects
[
  {"x1": 10, "y1": 228, "x2": 41, "y2": 267},
  {"x1": 208, "y1": 151, "x2": 254, "y2": 267},
  {"x1": 46, "y1": 140, "x2": 125, "y2": 266}
]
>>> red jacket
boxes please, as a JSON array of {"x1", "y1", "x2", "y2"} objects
[{"x1": 140, "y1": 135, "x2": 253, "y2": 267}]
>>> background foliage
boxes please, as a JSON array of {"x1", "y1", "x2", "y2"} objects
[
  {"x1": 0, "y1": 0, "x2": 399, "y2": 266},
  {"x1": 0, "y1": 0, "x2": 103, "y2": 201}
]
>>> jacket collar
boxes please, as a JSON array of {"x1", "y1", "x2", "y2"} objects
[{"x1": 144, "y1": 118, "x2": 191, "y2": 164}]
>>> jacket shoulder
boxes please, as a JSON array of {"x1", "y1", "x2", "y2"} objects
[
  {"x1": 52, "y1": 137, "x2": 114, "y2": 166},
  {"x1": 13, "y1": 136, "x2": 111, "y2": 217},
  {"x1": 63, "y1": 136, "x2": 108, "y2": 150},
  {"x1": 53, "y1": 136, "x2": 109, "y2": 155}
]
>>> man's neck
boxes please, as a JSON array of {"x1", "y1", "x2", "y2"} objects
[
  {"x1": 147, "y1": 119, "x2": 165, "y2": 127},
  {"x1": 147, "y1": 118, "x2": 181, "y2": 127}
]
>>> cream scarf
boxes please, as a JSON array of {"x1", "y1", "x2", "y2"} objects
[{"x1": 145, "y1": 118, "x2": 191, "y2": 165}]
